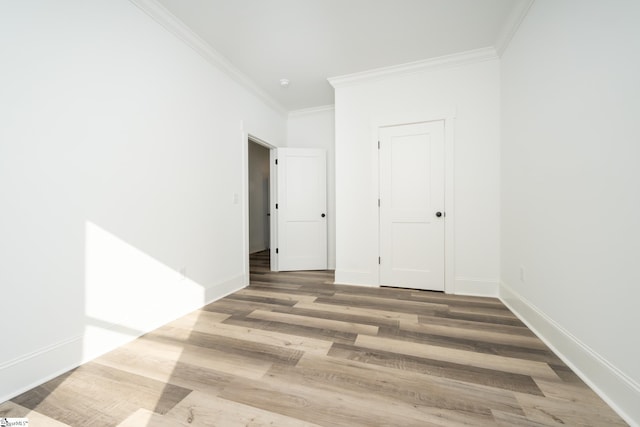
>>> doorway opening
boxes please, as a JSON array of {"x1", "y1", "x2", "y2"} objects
[
  {"x1": 248, "y1": 139, "x2": 271, "y2": 261},
  {"x1": 244, "y1": 137, "x2": 328, "y2": 279}
]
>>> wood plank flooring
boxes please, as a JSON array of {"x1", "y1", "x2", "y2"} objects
[{"x1": 0, "y1": 251, "x2": 627, "y2": 426}]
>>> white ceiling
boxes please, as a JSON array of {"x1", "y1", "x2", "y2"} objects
[{"x1": 153, "y1": 0, "x2": 529, "y2": 112}]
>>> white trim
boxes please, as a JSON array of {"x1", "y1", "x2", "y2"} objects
[
  {"x1": 128, "y1": 0, "x2": 286, "y2": 116},
  {"x1": 288, "y1": 105, "x2": 335, "y2": 118},
  {"x1": 203, "y1": 274, "x2": 247, "y2": 306},
  {"x1": 454, "y1": 278, "x2": 499, "y2": 298},
  {"x1": 334, "y1": 270, "x2": 379, "y2": 287},
  {"x1": 241, "y1": 124, "x2": 251, "y2": 285},
  {"x1": 500, "y1": 281, "x2": 640, "y2": 427},
  {"x1": 371, "y1": 108, "x2": 456, "y2": 294},
  {"x1": 494, "y1": 0, "x2": 535, "y2": 56},
  {"x1": 241, "y1": 124, "x2": 279, "y2": 276},
  {"x1": 0, "y1": 336, "x2": 84, "y2": 404},
  {"x1": 0, "y1": 336, "x2": 81, "y2": 372},
  {"x1": 269, "y1": 148, "x2": 279, "y2": 272},
  {"x1": 0, "y1": 274, "x2": 246, "y2": 404},
  {"x1": 443, "y1": 115, "x2": 455, "y2": 295},
  {"x1": 328, "y1": 48, "x2": 498, "y2": 88}
]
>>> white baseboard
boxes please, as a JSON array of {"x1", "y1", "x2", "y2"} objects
[
  {"x1": 0, "y1": 336, "x2": 84, "y2": 405},
  {"x1": 334, "y1": 269, "x2": 378, "y2": 287},
  {"x1": 334, "y1": 273, "x2": 501, "y2": 296},
  {"x1": 204, "y1": 273, "x2": 247, "y2": 305},
  {"x1": 0, "y1": 274, "x2": 246, "y2": 405},
  {"x1": 500, "y1": 281, "x2": 640, "y2": 427},
  {"x1": 454, "y1": 278, "x2": 499, "y2": 297}
]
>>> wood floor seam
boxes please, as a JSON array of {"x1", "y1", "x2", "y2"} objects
[{"x1": 0, "y1": 250, "x2": 627, "y2": 426}]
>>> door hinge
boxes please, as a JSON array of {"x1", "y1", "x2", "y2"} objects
[
  {"x1": 276, "y1": 248, "x2": 279, "y2": 254},
  {"x1": 275, "y1": 203, "x2": 278, "y2": 209},
  {"x1": 378, "y1": 140, "x2": 380, "y2": 149},
  {"x1": 378, "y1": 198, "x2": 380, "y2": 207},
  {"x1": 378, "y1": 256, "x2": 381, "y2": 265},
  {"x1": 275, "y1": 159, "x2": 278, "y2": 165}
]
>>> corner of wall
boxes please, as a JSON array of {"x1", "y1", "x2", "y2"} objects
[
  {"x1": 499, "y1": 281, "x2": 640, "y2": 427},
  {"x1": 494, "y1": 0, "x2": 535, "y2": 56}
]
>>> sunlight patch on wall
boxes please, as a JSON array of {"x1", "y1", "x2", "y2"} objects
[{"x1": 83, "y1": 221, "x2": 205, "y2": 360}]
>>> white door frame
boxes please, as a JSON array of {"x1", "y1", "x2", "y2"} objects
[
  {"x1": 242, "y1": 128, "x2": 278, "y2": 286},
  {"x1": 371, "y1": 108, "x2": 456, "y2": 294}
]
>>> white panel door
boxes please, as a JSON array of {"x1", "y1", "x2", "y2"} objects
[
  {"x1": 379, "y1": 121, "x2": 445, "y2": 291},
  {"x1": 277, "y1": 148, "x2": 327, "y2": 271}
]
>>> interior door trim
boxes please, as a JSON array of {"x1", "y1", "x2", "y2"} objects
[
  {"x1": 371, "y1": 108, "x2": 456, "y2": 294},
  {"x1": 242, "y1": 127, "x2": 278, "y2": 285}
]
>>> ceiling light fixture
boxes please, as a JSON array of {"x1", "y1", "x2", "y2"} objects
[{"x1": 279, "y1": 78, "x2": 290, "y2": 88}]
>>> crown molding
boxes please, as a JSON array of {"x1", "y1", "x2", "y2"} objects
[
  {"x1": 129, "y1": 0, "x2": 287, "y2": 116},
  {"x1": 288, "y1": 104, "x2": 335, "y2": 118},
  {"x1": 495, "y1": 0, "x2": 535, "y2": 56},
  {"x1": 328, "y1": 47, "x2": 499, "y2": 88}
]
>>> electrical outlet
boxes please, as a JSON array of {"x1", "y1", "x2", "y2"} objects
[{"x1": 519, "y1": 266, "x2": 526, "y2": 283}]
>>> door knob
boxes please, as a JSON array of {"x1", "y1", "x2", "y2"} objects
[
  {"x1": 435, "y1": 212, "x2": 443, "y2": 218},
  {"x1": 321, "y1": 213, "x2": 326, "y2": 218}
]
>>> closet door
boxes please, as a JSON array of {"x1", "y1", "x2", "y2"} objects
[{"x1": 379, "y1": 121, "x2": 445, "y2": 291}]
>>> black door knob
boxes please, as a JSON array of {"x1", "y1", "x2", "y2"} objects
[
  {"x1": 321, "y1": 213, "x2": 326, "y2": 218},
  {"x1": 435, "y1": 212, "x2": 443, "y2": 218}
]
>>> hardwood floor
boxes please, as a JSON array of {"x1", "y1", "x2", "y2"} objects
[{"x1": 1, "y1": 251, "x2": 627, "y2": 426}]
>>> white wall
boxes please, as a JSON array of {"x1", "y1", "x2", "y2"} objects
[
  {"x1": 248, "y1": 142, "x2": 270, "y2": 253},
  {"x1": 332, "y1": 58, "x2": 501, "y2": 293},
  {"x1": 287, "y1": 107, "x2": 336, "y2": 269},
  {"x1": 0, "y1": 0, "x2": 286, "y2": 402},
  {"x1": 500, "y1": 1, "x2": 640, "y2": 424}
]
